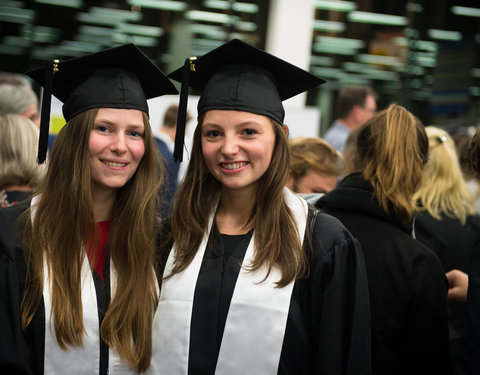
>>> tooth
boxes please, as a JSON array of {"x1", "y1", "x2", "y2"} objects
[
  {"x1": 223, "y1": 162, "x2": 246, "y2": 169},
  {"x1": 104, "y1": 161, "x2": 125, "y2": 167}
]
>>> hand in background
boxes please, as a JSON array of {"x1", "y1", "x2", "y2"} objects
[{"x1": 446, "y1": 269, "x2": 468, "y2": 302}]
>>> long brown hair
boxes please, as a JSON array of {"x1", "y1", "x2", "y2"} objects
[
  {"x1": 20, "y1": 108, "x2": 164, "y2": 372},
  {"x1": 357, "y1": 103, "x2": 429, "y2": 223},
  {"x1": 169, "y1": 116, "x2": 307, "y2": 287}
]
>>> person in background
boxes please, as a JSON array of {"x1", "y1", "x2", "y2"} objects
[
  {"x1": 317, "y1": 104, "x2": 454, "y2": 375},
  {"x1": 286, "y1": 136, "x2": 343, "y2": 194},
  {"x1": 323, "y1": 85, "x2": 377, "y2": 154},
  {"x1": 0, "y1": 75, "x2": 40, "y2": 127},
  {"x1": 0, "y1": 114, "x2": 46, "y2": 208},
  {"x1": 413, "y1": 126, "x2": 480, "y2": 352},
  {"x1": 0, "y1": 44, "x2": 177, "y2": 374},
  {"x1": 157, "y1": 104, "x2": 189, "y2": 153},
  {"x1": 342, "y1": 127, "x2": 362, "y2": 176},
  {"x1": 154, "y1": 104, "x2": 192, "y2": 215},
  {"x1": 447, "y1": 124, "x2": 480, "y2": 375},
  {"x1": 157, "y1": 38, "x2": 371, "y2": 375},
  {"x1": 452, "y1": 131, "x2": 480, "y2": 214},
  {"x1": 0, "y1": 73, "x2": 58, "y2": 149}
]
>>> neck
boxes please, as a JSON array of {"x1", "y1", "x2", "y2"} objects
[
  {"x1": 159, "y1": 127, "x2": 176, "y2": 142},
  {"x1": 92, "y1": 188, "x2": 116, "y2": 222},
  {"x1": 338, "y1": 117, "x2": 357, "y2": 131},
  {"x1": 216, "y1": 187, "x2": 256, "y2": 235}
]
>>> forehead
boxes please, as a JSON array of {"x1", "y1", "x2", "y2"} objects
[
  {"x1": 301, "y1": 170, "x2": 338, "y2": 189},
  {"x1": 94, "y1": 108, "x2": 145, "y2": 124},
  {"x1": 202, "y1": 109, "x2": 273, "y2": 126}
]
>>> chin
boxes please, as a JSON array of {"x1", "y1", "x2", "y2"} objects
[{"x1": 101, "y1": 180, "x2": 129, "y2": 190}]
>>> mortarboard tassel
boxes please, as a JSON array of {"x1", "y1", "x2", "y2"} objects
[
  {"x1": 37, "y1": 59, "x2": 58, "y2": 164},
  {"x1": 173, "y1": 57, "x2": 195, "y2": 163}
]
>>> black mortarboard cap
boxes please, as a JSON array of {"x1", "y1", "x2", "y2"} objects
[
  {"x1": 27, "y1": 44, "x2": 178, "y2": 163},
  {"x1": 168, "y1": 38, "x2": 326, "y2": 162}
]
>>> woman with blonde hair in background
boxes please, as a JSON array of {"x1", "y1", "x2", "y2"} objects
[
  {"x1": 413, "y1": 126, "x2": 480, "y2": 352},
  {"x1": 0, "y1": 114, "x2": 45, "y2": 208},
  {"x1": 317, "y1": 104, "x2": 454, "y2": 375}
]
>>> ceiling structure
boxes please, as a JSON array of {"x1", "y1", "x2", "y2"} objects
[{"x1": 0, "y1": 0, "x2": 479, "y2": 129}]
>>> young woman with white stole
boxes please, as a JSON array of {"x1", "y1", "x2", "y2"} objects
[{"x1": 155, "y1": 39, "x2": 371, "y2": 375}]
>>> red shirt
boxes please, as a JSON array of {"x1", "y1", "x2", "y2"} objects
[{"x1": 86, "y1": 221, "x2": 110, "y2": 282}]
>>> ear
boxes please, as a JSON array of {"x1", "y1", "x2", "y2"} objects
[
  {"x1": 351, "y1": 105, "x2": 363, "y2": 120},
  {"x1": 282, "y1": 124, "x2": 289, "y2": 137}
]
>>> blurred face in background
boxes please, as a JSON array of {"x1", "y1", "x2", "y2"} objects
[
  {"x1": 288, "y1": 169, "x2": 338, "y2": 194},
  {"x1": 20, "y1": 102, "x2": 40, "y2": 128},
  {"x1": 357, "y1": 94, "x2": 377, "y2": 127}
]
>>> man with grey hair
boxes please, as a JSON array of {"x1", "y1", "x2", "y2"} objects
[
  {"x1": 323, "y1": 85, "x2": 377, "y2": 154},
  {"x1": 0, "y1": 73, "x2": 58, "y2": 149},
  {"x1": 0, "y1": 74, "x2": 40, "y2": 128}
]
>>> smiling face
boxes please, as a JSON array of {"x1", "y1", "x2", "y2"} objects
[
  {"x1": 201, "y1": 110, "x2": 277, "y2": 195},
  {"x1": 88, "y1": 108, "x2": 145, "y2": 197}
]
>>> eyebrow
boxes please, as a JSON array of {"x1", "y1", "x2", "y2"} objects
[
  {"x1": 94, "y1": 119, "x2": 144, "y2": 129},
  {"x1": 202, "y1": 120, "x2": 263, "y2": 128}
]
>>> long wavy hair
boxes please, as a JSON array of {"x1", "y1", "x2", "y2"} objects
[
  {"x1": 357, "y1": 103, "x2": 429, "y2": 223},
  {"x1": 20, "y1": 108, "x2": 164, "y2": 372},
  {"x1": 169, "y1": 115, "x2": 307, "y2": 287},
  {"x1": 414, "y1": 126, "x2": 474, "y2": 224}
]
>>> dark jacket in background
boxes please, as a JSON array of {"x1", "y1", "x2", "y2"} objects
[
  {"x1": 316, "y1": 173, "x2": 453, "y2": 375},
  {"x1": 455, "y1": 233, "x2": 480, "y2": 375},
  {"x1": 414, "y1": 211, "x2": 480, "y2": 342}
]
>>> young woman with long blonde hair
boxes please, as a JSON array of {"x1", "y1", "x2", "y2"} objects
[{"x1": 413, "y1": 126, "x2": 480, "y2": 357}]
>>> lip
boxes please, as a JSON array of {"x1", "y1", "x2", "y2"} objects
[{"x1": 219, "y1": 161, "x2": 249, "y2": 173}]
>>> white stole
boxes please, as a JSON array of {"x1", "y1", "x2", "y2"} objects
[
  {"x1": 31, "y1": 196, "x2": 137, "y2": 375},
  {"x1": 154, "y1": 188, "x2": 308, "y2": 374}
]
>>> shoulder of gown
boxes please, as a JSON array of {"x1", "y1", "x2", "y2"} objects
[{"x1": 456, "y1": 234, "x2": 480, "y2": 375}]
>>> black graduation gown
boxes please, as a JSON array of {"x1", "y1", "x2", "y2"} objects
[
  {"x1": 0, "y1": 201, "x2": 111, "y2": 375},
  {"x1": 316, "y1": 173, "x2": 454, "y2": 375},
  {"x1": 414, "y1": 211, "x2": 480, "y2": 343},
  {"x1": 161, "y1": 206, "x2": 371, "y2": 375},
  {"x1": 456, "y1": 233, "x2": 480, "y2": 375}
]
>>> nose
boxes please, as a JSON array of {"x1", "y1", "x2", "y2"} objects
[
  {"x1": 110, "y1": 133, "x2": 127, "y2": 154},
  {"x1": 221, "y1": 134, "x2": 239, "y2": 155}
]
